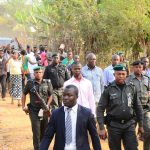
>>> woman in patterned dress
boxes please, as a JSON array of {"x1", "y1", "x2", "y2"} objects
[{"x1": 5, "y1": 51, "x2": 22, "y2": 106}]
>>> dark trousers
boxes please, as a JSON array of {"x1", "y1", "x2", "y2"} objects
[
  {"x1": 51, "y1": 88, "x2": 63, "y2": 110},
  {"x1": 29, "y1": 110, "x2": 48, "y2": 150},
  {"x1": 0, "y1": 74, "x2": 6, "y2": 98},
  {"x1": 143, "y1": 112, "x2": 150, "y2": 150},
  {"x1": 107, "y1": 125, "x2": 138, "y2": 150}
]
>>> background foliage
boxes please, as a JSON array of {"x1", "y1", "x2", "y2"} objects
[{"x1": 1, "y1": 0, "x2": 150, "y2": 64}]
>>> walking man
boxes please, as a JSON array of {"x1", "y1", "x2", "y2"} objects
[
  {"x1": 0, "y1": 49, "x2": 7, "y2": 100},
  {"x1": 40, "y1": 85, "x2": 102, "y2": 150},
  {"x1": 82, "y1": 53, "x2": 104, "y2": 105},
  {"x1": 64, "y1": 62, "x2": 96, "y2": 116},
  {"x1": 43, "y1": 53, "x2": 70, "y2": 110},
  {"x1": 126, "y1": 60, "x2": 150, "y2": 150},
  {"x1": 103, "y1": 54, "x2": 120, "y2": 86},
  {"x1": 22, "y1": 66, "x2": 53, "y2": 150},
  {"x1": 97, "y1": 64, "x2": 144, "y2": 150}
]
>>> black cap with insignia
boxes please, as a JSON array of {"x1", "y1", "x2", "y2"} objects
[
  {"x1": 52, "y1": 52, "x2": 59, "y2": 57},
  {"x1": 113, "y1": 64, "x2": 126, "y2": 71}
]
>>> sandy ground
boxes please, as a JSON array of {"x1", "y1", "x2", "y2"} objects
[{"x1": 0, "y1": 95, "x2": 143, "y2": 150}]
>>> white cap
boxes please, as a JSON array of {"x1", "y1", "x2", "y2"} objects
[{"x1": 59, "y1": 44, "x2": 65, "y2": 49}]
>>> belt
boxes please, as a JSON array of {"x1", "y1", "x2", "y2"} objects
[{"x1": 111, "y1": 118, "x2": 132, "y2": 124}]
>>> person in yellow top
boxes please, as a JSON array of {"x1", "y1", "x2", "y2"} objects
[{"x1": 5, "y1": 50, "x2": 22, "y2": 106}]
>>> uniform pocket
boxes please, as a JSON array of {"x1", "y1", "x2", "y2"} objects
[
  {"x1": 110, "y1": 94, "x2": 120, "y2": 105},
  {"x1": 42, "y1": 86, "x2": 48, "y2": 94}
]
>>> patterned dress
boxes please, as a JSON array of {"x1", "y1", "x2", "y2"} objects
[{"x1": 8, "y1": 58, "x2": 22, "y2": 99}]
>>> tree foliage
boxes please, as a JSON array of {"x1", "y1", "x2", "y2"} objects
[{"x1": 2, "y1": 0, "x2": 150, "y2": 59}]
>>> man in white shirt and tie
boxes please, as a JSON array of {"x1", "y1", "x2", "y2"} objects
[{"x1": 40, "y1": 84, "x2": 101, "y2": 150}]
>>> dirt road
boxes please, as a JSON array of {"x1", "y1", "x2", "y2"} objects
[{"x1": 0, "y1": 96, "x2": 143, "y2": 150}]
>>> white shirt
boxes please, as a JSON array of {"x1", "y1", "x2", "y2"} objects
[
  {"x1": 103, "y1": 65, "x2": 115, "y2": 86},
  {"x1": 27, "y1": 52, "x2": 37, "y2": 74},
  {"x1": 64, "y1": 104, "x2": 78, "y2": 150}
]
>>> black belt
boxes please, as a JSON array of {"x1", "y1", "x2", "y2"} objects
[{"x1": 110, "y1": 118, "x2": 133, "y2": 124}]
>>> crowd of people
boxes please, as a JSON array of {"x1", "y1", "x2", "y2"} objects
[{"x1": 0, "y1": 41, "x2": 150, "y2": 150}]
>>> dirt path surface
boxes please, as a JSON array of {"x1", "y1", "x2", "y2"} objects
[{"x1": 0, "y1": 96, "x2": 143, "y2": 150}]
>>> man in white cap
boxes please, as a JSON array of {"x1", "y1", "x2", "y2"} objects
[{"x1": 58, "y1": 43, "x2": 67, "y2": 61}]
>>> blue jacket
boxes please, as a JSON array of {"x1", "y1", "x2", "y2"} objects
[{"x1": 40, "y1": 105, "x2": 101, "y2": 150}]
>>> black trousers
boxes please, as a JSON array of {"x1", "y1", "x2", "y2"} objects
[
  {"x1": 0, "y1": 74, "x2": 6, "y2": 98},
  {"x1": 107, "y1": 124, "x2": 138, "y2": 150},
  {"x1": 143, "y1": 112, "x2": 150, "y2": 150},
  {"x1": 29, "y1": 110, "x2": 48, "y2": 150}
]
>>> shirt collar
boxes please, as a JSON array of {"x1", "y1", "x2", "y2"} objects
[
  {"x1": 64, "y1": 103, "x2": 78, "y2": 113},
  {"x1": 86, "y1": 64, "x2": 96, "y2": 70},
  {"x1": 131, "y1": 73, "x2": 144, "y2": 79},
  {"x1": 71, "y1": 75, "x2": 84, "y2": 82}
]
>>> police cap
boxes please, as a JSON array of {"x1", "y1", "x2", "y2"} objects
[
  {"x1": 131, "y1": 60, "x2": 144, "y2": 66},
  {"x1": 52, "y1": 52, "x2": 59, "y2": 57},
  {"x1": 113, "y1": 64, "x2": 126, "y2": 71},
  {"x1": 116, "y1": 51, "x2": 124, "y2": 56},
  {"x1": 33, "y1": 66, "x2": 43, "y2": 71}
]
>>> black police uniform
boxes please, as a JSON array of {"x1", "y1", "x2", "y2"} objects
[
  {"x1": 97, "y1": 64, "x2": 143, "y2": 150},
  {"x1": 43, "y1": 60, "x2": 70, "y2": 110},
  {"x1": 23, "y1": 77, "x2": 53, "y2": 150}
]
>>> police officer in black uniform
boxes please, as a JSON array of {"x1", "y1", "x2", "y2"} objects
[
  {"x1": 97, "y1": 64, "x2": 144, "y2": 150},
  {"x1": 22, "y1": 66, "x2": 53, "y2": 150},
  {"x1": 126, "y1": 60, "x2": 150, "y2": 150},
  {"x1": 43, "y1": 53, "x2": 70, "y2": 110}
]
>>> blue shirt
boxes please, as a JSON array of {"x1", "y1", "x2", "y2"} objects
[
  {"x1": 145, "y1": 68, "x2": 150, "y2": 77},
  {"x1": 103, "y1": 65, "x2": 115, "y2": 86},
  {"x1": 81, "y1": 65, "x2": 104, "y2": 102}
]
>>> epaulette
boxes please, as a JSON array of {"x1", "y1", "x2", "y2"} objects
[
  {"x1": 143, "y1": 74, "x2": 150, "y2": 79},
  {"x1": 129, "y1": 81, "x2": 135, "y2": 86},
  {"x1": 27, "y1": 79, "x2": 34, "y2": 83},
  {"x1": 104, "y1": 85, "x2": 108, "y2": 89},
  {"x1": 42, "y1": 79, "x2": 51, "y2": 84},
  {"x1": 104, "y1": 82, "x2": 112, "y2": 89},
  {"x1": 43, "y1": 79, "x2": 51, "y2": 82},
  {"x1": 59, "y1": 63, "x2": 65, "y2": 67}
]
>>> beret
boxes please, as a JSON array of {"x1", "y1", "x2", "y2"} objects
[
  {"x1": 116, "y1": 51, "x2": 124, "y2": 56},
  {"x1": 113, "y1": 64, "x2": 126, "y2": 71},
  {"x1": 33, "y1": 66, "x2": 43, "y2": 71},
  {"x1": 131, "y1": 60, "x2": 144, "y2": 66},
  {"x1": 52, "y1": 53, "x2": 59, "y2": 57}
]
